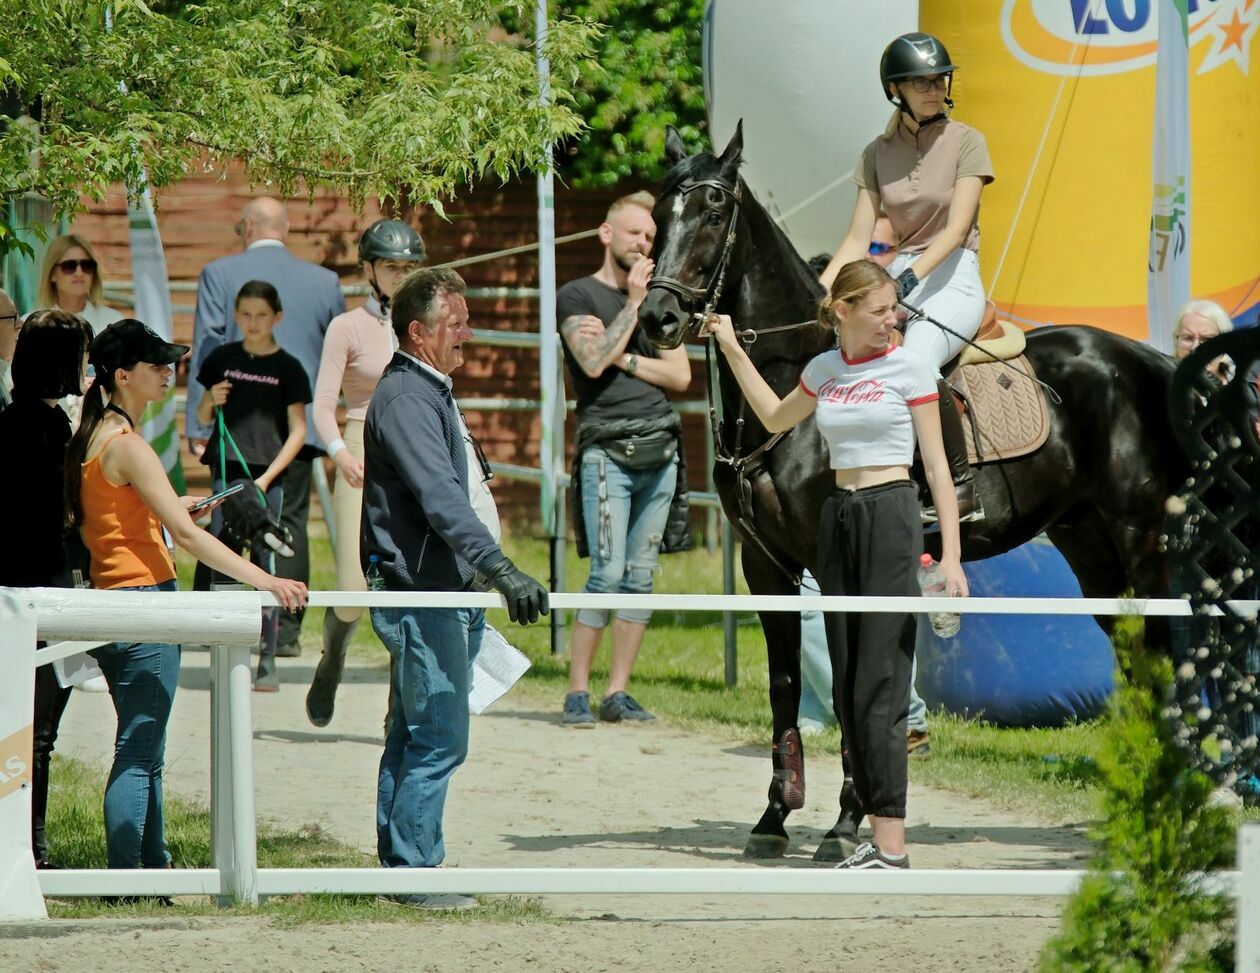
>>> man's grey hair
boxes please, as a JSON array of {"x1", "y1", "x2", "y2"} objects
[{"x1": 391, "y1": 267, "x2": 467, "y2": 341}]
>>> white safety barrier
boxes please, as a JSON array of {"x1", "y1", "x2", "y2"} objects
[{"x1": 5, "y1": 585, "x2": 1259, "y2": 973}]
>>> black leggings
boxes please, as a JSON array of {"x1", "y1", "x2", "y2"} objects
[{"x1": 818, "y1": 480, "x2": 920, "y2": 819}]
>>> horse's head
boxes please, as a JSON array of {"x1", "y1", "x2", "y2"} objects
[{"x1": 639, "y1": 122, "x2": 745, "y2": 350}]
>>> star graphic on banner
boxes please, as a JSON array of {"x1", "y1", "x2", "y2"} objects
[{"x1": 1199, "y1": 2, "x2": 1260, "y2": 74}]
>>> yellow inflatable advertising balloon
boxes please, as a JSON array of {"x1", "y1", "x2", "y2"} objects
[{"x1": 923, "y1": 0, "x2": 1260, "y2": 336}]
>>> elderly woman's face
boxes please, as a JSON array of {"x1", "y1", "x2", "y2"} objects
[
  {"x1": 50, "y1": 245, "x2": 96, "y2": 303},
  {"x1": 1174, "y1": 312, "x2": 1220, "y2": 360}
]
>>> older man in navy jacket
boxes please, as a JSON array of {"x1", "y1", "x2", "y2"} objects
[
  {"x1": 186, "y1": 197, "x2": 345, "y2": 654},
  {"x1": 362, "y1": 267, "x2": 547, "y2": 909}
]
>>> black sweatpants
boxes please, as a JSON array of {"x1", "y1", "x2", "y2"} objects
[
  {"x1": 275, "y1": 454, "x2": 314, "y2": 647},
  {"x1": 818, "y1": 480, "x2": 920, "y2": 819}
]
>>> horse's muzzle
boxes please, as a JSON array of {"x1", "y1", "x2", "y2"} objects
[{"x1": 638, "y1": 290, "x2": 687, "y2": 349}]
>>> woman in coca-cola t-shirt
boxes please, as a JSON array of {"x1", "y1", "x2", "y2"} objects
[{"x1": 703, "y1": 258, "x2": 967, "y2": 872}]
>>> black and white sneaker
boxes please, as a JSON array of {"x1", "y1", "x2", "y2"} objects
[{"x1": 833, "y1": 841, "x2": 910, "y2": 870}]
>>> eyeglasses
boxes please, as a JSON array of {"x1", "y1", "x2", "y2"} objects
[
  {"x1": 459, "y1": 411, "x2": 494, "y2": 484},
  {"x1": 907, "y1": 75, "x2": 951, "y2": 93},
  {"x1": 868, "y1": 241, "x2": 897, "y2": 256},
  {"x1": 56, "y1": 258, "x2": 98, "y2": 275},
  {"x1": 0, "y1": 313, "x2": 18, "y2": 329},
  {"x1": 1175, "y1": 332, "x2": 1217, "y2": 347}
]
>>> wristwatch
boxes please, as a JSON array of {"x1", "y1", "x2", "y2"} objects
[{"x1": 623, "y1": 353, "x2": 640, "y2": 374}]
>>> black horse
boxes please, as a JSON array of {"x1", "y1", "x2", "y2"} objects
[{"x1": 637, "y1": 125, "x2": 1188, "y2": 858}]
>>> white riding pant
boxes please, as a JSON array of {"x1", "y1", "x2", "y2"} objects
[{"x1": 890, "y1": 248, "x2": 985, "y2": 375}]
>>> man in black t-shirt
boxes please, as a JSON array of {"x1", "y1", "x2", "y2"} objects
[{"x1": 558, "y1": 191, "x2": 691, "y2": 727}]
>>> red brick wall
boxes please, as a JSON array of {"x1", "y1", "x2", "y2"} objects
[{"x1": 68, "y1": 165, "x2": 712, "y2": 529}]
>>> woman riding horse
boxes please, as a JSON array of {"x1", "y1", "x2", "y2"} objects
[
  {"x1": 638, "y1": 121, "x2": 1184, "y2": 859},
  {"x1": 821, "y1": 32, "x2": 994, "y2": 523},
  {"x1": 704, "y1": 260, "x2": 967, "y2": 869}
]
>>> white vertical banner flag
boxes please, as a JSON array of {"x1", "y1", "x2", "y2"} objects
[
  {"x1": 1147, "y1": 0, "x2": 1192, "y2": 355},
  {"x1": 128, "y1": 181, "x2": 185, "y2": 491}
]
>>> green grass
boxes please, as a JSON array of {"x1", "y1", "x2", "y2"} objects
[{"x1": 44, "y1": 754, "x2": 555, "y2": 923}]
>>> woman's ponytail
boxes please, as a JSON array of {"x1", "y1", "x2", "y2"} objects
[{"x1": 65, "y1": 377, "x2": 110, "y2": 527}]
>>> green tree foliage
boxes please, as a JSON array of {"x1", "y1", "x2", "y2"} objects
[
  {"x1": 0, "y1": 0, "x2": 600, "y2": 254},
  {"x1": 551, "y1": 0, "x2": 708, "y2": 186},
  {"x1": 1040, "y1": 616, "x2": 1236, "y2": 972}
]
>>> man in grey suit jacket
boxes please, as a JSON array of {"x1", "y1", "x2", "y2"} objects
[{"x1": 186, "y1": 197, "x2": 345, "y2": 654}]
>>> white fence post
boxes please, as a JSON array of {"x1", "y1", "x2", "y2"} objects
[
  {"x1": 0, "y1": 591, "x2": 47, "y2": 920},
  {"x1": 208, "y1": 583, "x2": 259, "y2": 906},
  {"x1": 1240, "y1": 824, "x2": 1260, "y2": 973}
]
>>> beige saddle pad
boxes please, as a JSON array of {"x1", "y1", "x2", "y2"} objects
[{"x1": 951, "y1": 352, "x2": 1050, "y2": 466}]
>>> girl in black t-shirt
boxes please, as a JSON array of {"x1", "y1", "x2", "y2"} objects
[{"x1": 193, "y1": 280, "x2": 311, "y2": 691}]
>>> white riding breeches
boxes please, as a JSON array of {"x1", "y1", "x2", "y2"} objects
[{"x1": 890, "y1": 248, "x2": 985, "y2": 374}]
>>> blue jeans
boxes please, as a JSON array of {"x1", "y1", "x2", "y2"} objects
[
  {"x1": 798, "y1": 571, "x2": 928, "y2": 733},
  {"x1": 371, "y1": 605, "x2": 484, "y2": 868},
  {"x1": 576, "y1": 448, "x2": 678, "y2": 628},
  {"x1": 89, "y1": 579, "x2": 180, "y2": 868}
]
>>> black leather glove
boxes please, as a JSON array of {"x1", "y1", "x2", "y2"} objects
[
  {"x1": 894, "y1": 267, "x2": 919, "y2": 301},
  {"x1": 482, "y1": 553, "x2": 549, "y2": 625},
  {"x1": 220, "y1": 479, "x2": 295, "y2": 558}
]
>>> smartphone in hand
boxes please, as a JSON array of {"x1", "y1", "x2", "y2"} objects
[{"x1": 188, "y1": 482, "x2": 246, "y2": 513}]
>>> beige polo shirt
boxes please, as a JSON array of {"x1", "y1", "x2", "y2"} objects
[{"x1": 854, "y1": 119, "x2": 994, "y2": 254}]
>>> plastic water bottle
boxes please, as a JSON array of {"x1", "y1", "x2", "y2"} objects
[
  {"x1": 366, "y1": 554, "x2": 385, "y2": 592},
  {"x1": 917, "y1": 553, "x2": 961, "y2": 638}
]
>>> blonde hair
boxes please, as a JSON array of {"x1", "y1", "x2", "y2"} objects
[
  {"x1": 818, "y1": 260, "x2": 896, "y2": 334},
  {"x1": 39, "y1": 234, "x2": 106, "y2": 309},
  {"x1": 606, "y1": 191, "x2": 655, "y2": 222},
  {"x1": 1175, "y1": 299, "x2": 1233, "y2": 338}
]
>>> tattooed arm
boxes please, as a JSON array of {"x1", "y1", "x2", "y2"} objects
[{"x1": 559, "y1": 257, "x2": 654, "y2": 378}]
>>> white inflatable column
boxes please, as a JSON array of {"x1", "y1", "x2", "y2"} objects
[{"x1": 0, "y1": 590, "x2": 47, "y2": 919}]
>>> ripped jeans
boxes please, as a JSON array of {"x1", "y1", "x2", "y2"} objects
[{"x1": 576, "y1": 447, "x2": 678, "y2": 628}]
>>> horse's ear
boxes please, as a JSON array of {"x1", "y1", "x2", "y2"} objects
[
  {"x1": 664, "y1": 126, "x2": 688, "y2": 164},
  {"x1": 717, "y1": 119, "x2": 744, "y2": 179}
]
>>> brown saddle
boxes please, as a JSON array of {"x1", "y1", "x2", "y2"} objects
[{"x1": 943, "y1": 302, "x2": 1050, "y2": 466}]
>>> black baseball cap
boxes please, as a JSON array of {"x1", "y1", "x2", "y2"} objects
[{"x1": 90, "y1": 319, "x2": 189, "y2": 374}]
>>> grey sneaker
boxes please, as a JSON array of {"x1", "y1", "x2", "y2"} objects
[
  {"x1": 378, "y1": 893, "x2": 477, "y2": 911},
  {"x1": 834, "y1": 841, "x2": 909, "y2": 870},
  {"x1": 562, "y1": 691, "x2": 596, "y2": 728},
  {"x1": 599, "y1": 691, "x2": 655, "y2": 723}
]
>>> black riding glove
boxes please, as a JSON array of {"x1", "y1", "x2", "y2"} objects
[
  {"x1": 220, "y1": 479, "x2": 295, "y2": 558},
  {"x1": 481, "y1": 553, "x2": 549, "y2": 625},
  {"x1": 894, "y1": 267, "x2": 920, "y2": 301}
]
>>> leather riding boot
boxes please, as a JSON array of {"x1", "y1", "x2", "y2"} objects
[
  {"x1": 305, "y1": 611, "x2": 358, "y2": 727},
  {"x1": 922, "y1": 379, "x2": 983, "y2": 523}
]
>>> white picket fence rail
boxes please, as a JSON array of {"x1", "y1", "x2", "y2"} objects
[{"x1": 9, "y1": 587, "x2": 1260, "y2": 970}]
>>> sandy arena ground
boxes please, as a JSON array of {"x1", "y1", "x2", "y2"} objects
[{"x1": 5, "y1": 642, "x2": 1091, "y2": 971}]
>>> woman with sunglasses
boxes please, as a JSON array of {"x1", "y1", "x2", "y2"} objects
[
  {"x1": 820, "y1": 32, "x2": 994, "y2": 523},
  {"x1": 38, "y1": 234, "x2": 124, "y2": 335}
]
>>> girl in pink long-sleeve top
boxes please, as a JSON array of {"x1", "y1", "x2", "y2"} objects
[{"x1": 307, "y1": 219, "x2": 425, "y2": 727}]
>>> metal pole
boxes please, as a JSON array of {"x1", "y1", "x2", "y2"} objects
[
  {"x1": 551, "y1": 485, "x2": 568, "y2": 655},
  {"x1": 722, "y1": 518, "x2": 738, "y2": 688},
  {"x1": 1241, "y1": 824, "x2": 1260, "y2": 973}
]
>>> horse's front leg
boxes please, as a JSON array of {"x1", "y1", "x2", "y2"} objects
[{"x1": 741, "y1": 544, "x2": 805, "y2": 859}]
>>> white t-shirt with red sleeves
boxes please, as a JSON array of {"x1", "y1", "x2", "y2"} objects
[{"x1": 799, "y1": 346, "x2": 939, "y2": 469}]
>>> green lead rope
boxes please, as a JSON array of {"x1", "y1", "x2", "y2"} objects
[{"x1": 215, "y1": 408, "x2": 269, "y2": 506}]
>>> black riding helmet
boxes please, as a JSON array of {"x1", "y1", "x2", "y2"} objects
[
  {"x1": 879, "y1": 32, "x2": 958, "y2": 108},
  {"x1": 358, "y1": 219, "x2": 426, "y2": 264}
]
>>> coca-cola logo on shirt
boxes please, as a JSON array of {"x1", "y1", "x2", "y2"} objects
[{"x1": 816, "y1": 378, "x2": 887, "y2": 404}]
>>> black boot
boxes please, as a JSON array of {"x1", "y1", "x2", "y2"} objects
[
  {"x1": 305, "y1": 610, "x2": 357, "y2": 727},
  {"x1": 922, "y1": 379, "x2": 983, "y2": 523}
]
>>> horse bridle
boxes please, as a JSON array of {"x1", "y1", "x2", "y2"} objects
[
  {"x1": 647, "y1": 178, "x2": 744, "y2": 332},
  {"x1": 648, "y1": 174, "x2": 817, "y2": 585}
]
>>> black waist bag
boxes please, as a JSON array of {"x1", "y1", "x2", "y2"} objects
[{"x1": 601, "y1": 430, "x2": 677, "y2": 471}]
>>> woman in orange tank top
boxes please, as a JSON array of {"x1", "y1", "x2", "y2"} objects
[{"x1": 65, "y1": 320, "x2": 307, "y2": 872}]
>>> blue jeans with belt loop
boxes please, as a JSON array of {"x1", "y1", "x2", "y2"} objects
[
  {"x1": 89, "y1": 579, "x2": 180, "y2": 868},
  {"x1": 576, "y1": 448, "x2": 678, "y2": 628},
  {"x1": 371, "y1": 604, "x2": 484, "y2": 868}
]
